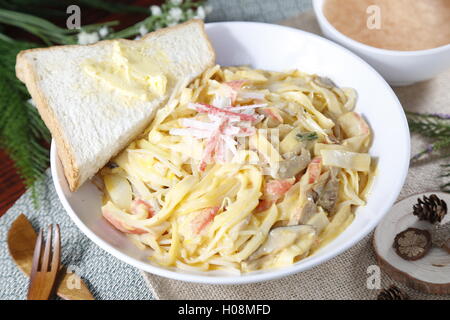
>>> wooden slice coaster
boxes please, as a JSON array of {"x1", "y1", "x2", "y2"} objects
[{"x1": 373, "y1": 192, "x2": 450, "y2": 295}]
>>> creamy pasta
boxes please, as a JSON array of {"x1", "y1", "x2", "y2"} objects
[{"x1": 100, "y1": 65, "x2": 375, "y2": 273}]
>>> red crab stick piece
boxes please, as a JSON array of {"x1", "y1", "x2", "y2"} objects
[
  {"x1": 191, "y1": 206, "x2": 220, "y2": 234},
  {"x1": 355, "y1": 113, "x2": 370, "y2": 135},
  {"x1": 263, "y1": 107, "x2": 283, "y2": 123},
  {"x1": 189, "y1": 103, "x2": 257, "y2": 122},
  {"x1": 131, "y1": 198, "x2": 155, "y2": 218},
  {"x1": 306, "y1": 157, "x2": 322, "y2": 184},
  {"x1": 102, "y1": 208, "x2": 148, "y2": 234},
  {"x1": 224, "y1": 80, "x2": 246, "y2": 103},
  {"x1": 264, "y1": 179, "x2": 295, "y2": 202},
  {"x1": 199, "y1": 119, "x2": 229, "y2": 172},
  {"x1": 255, "y1": 179, "x2": 295, "y2": 213}
]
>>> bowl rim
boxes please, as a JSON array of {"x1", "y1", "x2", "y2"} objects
[
  {"x1": 313, "y1": 0, "x2": 450, "y2": 57},
  {"x1": 51, "y1": 21, "x2": 411, "y2": 285}
]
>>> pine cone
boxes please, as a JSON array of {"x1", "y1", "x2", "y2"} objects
[
  {"x1": 377, "y1": 285, "x2": 409, "y2": 300},
  {"x1": 413, "y1": 194, "x2": 447, "y2": 224}
]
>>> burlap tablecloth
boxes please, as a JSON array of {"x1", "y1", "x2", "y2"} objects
[{"x1": 142, "y1": 11, "x2": 450, "y2": 300}]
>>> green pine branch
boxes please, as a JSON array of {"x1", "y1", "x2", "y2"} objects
[
  {"x1": 75, "y1": 0, "x2": 149, "y2": 14},
  {"x1": 406, "y1": 111, "x2": 450, "y2": 192},
  {"x1": 0, "y1": 0, "x2": 148, "y2": 18},
  {"x1": 407, "y1": 111, "x2": 450, "y2": 138},
  {"x1": 0, "y1": 36, "x2": 50, "y2": 203}
]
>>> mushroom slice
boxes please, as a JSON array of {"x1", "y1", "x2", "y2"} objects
[
  {"x1": 306, "y1": 209, "x2": 330, "y2": 234},
  {"x1": 243, "y1": 225, "x2": 317, "y2": 271},
  {"x1": 317, "y1": 167, "x2": 340, "y2": 213},
  {"x1": 312, "y1": 170, "x2": 330, "y2": 196},
  {"x1": 288, "y1": 189, "x2": 318, "y2": 225},
  {"x1": 277, "y1": 148, "x2": 311, "y2": 179},
  {"x1": 248, "y1": 225, "x2": 317, "y2": 261}
]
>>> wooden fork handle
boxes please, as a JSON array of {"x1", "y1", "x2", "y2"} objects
[
  {"x1": 27, "y1": 268, "x2": 95, "y2": 300},
  {"x1": 8, "y1": 215, "x2": 95, "y2": 300},
  {"x1": 27, "y1": 273, "x2": 58, "y2": 300}
]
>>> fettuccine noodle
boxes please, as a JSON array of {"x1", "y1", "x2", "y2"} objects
[{"x1": 100, "y1": 65, "x2": 375, "y2": 273}]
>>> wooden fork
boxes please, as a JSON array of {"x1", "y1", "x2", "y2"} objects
[{"x1": 27, "y1": 224, "x2": 61, "y2": 300}]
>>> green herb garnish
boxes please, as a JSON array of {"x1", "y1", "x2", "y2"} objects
[{"x1": 296, "y1": 132, "x2": 318, "y2": 141}]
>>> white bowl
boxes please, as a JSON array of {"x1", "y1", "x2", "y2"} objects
[
  {"x1": 313, "y1": 0, "x2": 450, "y2": 86},
  {"x1": 51, "y1": 22, "x2": 410, "y2": 284}
]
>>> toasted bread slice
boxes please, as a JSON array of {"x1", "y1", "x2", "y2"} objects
[{"x1": 16, "y1": 20, "x2": 215, "y2": 191}]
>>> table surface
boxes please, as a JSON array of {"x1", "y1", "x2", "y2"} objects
[{"x1": 0, "y1": 0, "x2": 159, "y2": 217}]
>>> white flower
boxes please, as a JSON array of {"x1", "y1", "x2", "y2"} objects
[
  {"x1": 98, "y1": 26, "x2": 109, "y2": 38},
  {"x1": 194, "y1": 6, "x2": 206, "y2": 20},
  {"x1": 150, "y1": 5, "x2": 162, "y2": 16},
  {"x1": 170, "y1": 0, "x2": 183, "y2": 5},
  {"x1": 169, "y1": 7, "x2": 183, "y2": 22},
  {"x1": 27, "y1": 98, "x2": 36, "y2": 108},
  {"x1": 77, "y1": 31, "x2": 99, "y2": 45},
  {"x1": 205, "y1": 5, "x2": 213, "y2": 14},
  {"x1": 139, "y1": 25, "x2": 149, "y2": 36},
  {"x1": 186, "y1": 8, "x2": 194, "y2": 19}
]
